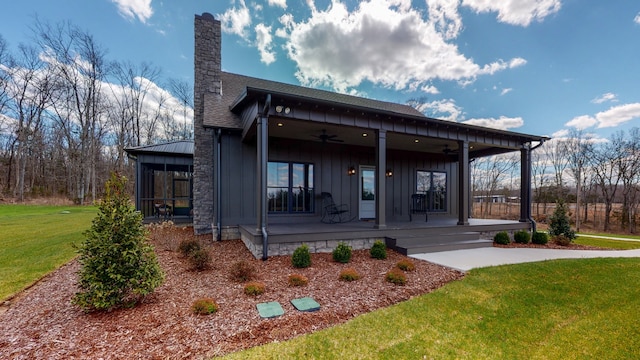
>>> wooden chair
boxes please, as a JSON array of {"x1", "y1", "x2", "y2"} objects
[
  {"x1": 409, "y1": 193, "x2": 428, "y2": 222},
  {"x1": 320, "y1": 192, "x2": 350, "y2": 223}
]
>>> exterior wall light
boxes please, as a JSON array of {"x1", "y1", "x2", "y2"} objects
[
  {"x1": 347, "y1": 166, "x2": 356, "y2": 176},
  {"x1": 385, "y1": 169, "x2": 393, "y2": 177}
]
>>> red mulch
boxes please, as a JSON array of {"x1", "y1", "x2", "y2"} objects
[{"x1": 0, "y1": 227, "x2": 465, "y2": 359}]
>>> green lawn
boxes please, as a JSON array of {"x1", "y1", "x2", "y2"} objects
[
  {"x1": 575, "y1": 236, "x2": 640, "y2": 249},
  {"x1": 0, "y1": 205, "x2": 97, "y2": 301},
  {"x1": 221, "y1": 258, "x2": 640, "y2": 359}
]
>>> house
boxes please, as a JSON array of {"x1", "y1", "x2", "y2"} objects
[{"x1": 146, "y1": 13, "x2": 548, "y2": 259}]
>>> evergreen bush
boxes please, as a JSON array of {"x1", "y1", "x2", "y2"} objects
[
  {"x1": 513, "y1": 230, "x2": 531, "y2": 244},
  {"x1": 493, "y1": 231, "x2": 511, "y2": 245},
  {"x1": 396, "y1": 259, "x2": 416, "y2": 272},
  {"x1": 244, "y1": 281, "x2": 266, "y2": 296},
  {"x1": 332, "y1": 242, "x2": 352, "y2": 263},
  {"x1": 549, "y1": 201, "x2": 576, "y2": 241},
  {"x1": 72, "y1": 173, "x2": 164, "y2": 312},
  {"x1": 292, "y1": 244, "x2": 311, "y2": 268},
  {"x1": 531, "y1": 231, "x2": 549, "y2": 245},
  {"x1": 370, "y1": 240, "x2": 387, "y2": 259}
]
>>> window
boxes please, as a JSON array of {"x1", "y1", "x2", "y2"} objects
[
  {"x1": 267, "y1": 162, "x2": 314, "y2": 213},
  {"x1": 416, "y1": 170, "x2": 447, "y2": 212}
]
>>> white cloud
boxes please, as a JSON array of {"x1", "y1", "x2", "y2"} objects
[
  {"x1": 219, "y1": 0, "x2": 252, "y2": 39},
  {"x1": 462, "y1": 0, "x2": 562, "y2": 27},
  {"x1": 421, "y1": 84, "x2": 440, "y2": 94},
  {"x1": 595, "y1": 103, "x2": 640, "y2": 128},
  {"x1": 635, "y1": 13, "x2": 640, "y2": 24},
  {"x1": 111, "y1": 0, "x2": 153, "y2": 23},
  {"x1": 268, "y1": 0, "x2": 287, "y2": 9},
  {"x1": 255, "y1": 24, "x2": 276, "y2": 65},
  {"x1": 500, "y1": 88, "x2": 513, "y2": 95},
  {"x1": 565, "y1": 103, "x2": 640, "y2": 129},
  {"x1": 591, "y1": 92, "x2": 617, "y2": 104},
  {"x1": 417, "y1": 99, "x2": 464, "y2": 121},
  {"x1": 427, "y1": 0, "x2": 463, "y2": 39},
  {"x1": 281, "y1": 0, "x2": 525, "y2": 93},
  {"x1": 565, "y1": 115, "x2": 597, "y2": 130},
  {"x1": 462, "y1": 116, "x2": 524, "y2": 130}
]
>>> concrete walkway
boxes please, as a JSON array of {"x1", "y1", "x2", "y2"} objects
[{"x1": 410, "y1": 247, "x2": 640, "y2": 272}]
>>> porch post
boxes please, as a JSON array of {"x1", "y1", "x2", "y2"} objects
[
  {"x1": 457, "y1": 140, "x2": 470, "y2": 225},
  {"x1": 256, "y1": 114, "x2": 269, "y2": 232},
  {"x1": 375, "y1": 129, "x2": 387, "y2": 229},
  {"x1": 520, "y1": 144, "x2": 531, "y2": 222}
]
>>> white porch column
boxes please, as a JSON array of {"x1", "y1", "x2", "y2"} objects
[{"x1": 375, "y1": 129, "x2": 387, "y2": 229}]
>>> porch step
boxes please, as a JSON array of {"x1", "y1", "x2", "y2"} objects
[{"x1": 386, "y1": 232, "x2": 493, "y2": 255}]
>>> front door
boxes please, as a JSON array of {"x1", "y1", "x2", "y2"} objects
[{"x1": 359, "y1": 166, "x2": 375, "y2": 219}]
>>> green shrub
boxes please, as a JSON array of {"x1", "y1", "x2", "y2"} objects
[
  {"x1": 292, "y1": 244, "x2": 311, "y2": 268},
  {"x1": 385, "y1": 268, "x2": 407, "y2": 285},
  {"x1": 339, "y1": 268, "x2": 361, "y2": 281},
  {"x1": 370, "y1": 240, "x2": 387, "y2": 260},
  {"x1": 513, "y1": 230, "x2": 531, "y2": 244},
  {"x1": 229, "y1": 260, "x2": 257, "y2": 282},
  {"x1": 332, "y1": 242, "x2": 352, "y2": 263},
  {"x1": 549, "y1": 201, "x2": 576, "y2": 241},
  {"x1": 72, "y1": 173, "x2": 164, "y2": 312},
  {"x1": 494, "y1": 231, "x2": 511, "y2": 245},
  {"x1": 178, "y1": 238, "x2": 201, "y2": 257},
  {"x1": 288, "y1": 274, "x2": 309, "y2": 287},
  {"x1": 396, "y1": 259, "x2": 416, "y2": 272},
  {"x1": 532, "y1": 231, "x2": 549, "y2": 245},
  {"x1": 191, "y1": 298, "x2": 218, "y2": 315},
  {"x1": 244, "y1": 281, "x2": 266, "y2": 296},
  {"x1": 188, "y1": 248, "x2": 211, "y2": 271}
]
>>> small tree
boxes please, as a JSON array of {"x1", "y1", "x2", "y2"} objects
[
  {"x1": 548, "y1": 201, "x2": 576, "y2": 242},
  {"x1": 73, "y1": 173, "x2": 164, "y2": 312}
]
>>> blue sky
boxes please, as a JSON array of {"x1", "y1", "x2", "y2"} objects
[{"x1": 1, "y1": 0, "x2": 639, "y2": 141}]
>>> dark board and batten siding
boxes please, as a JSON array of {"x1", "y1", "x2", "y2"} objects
[{"x1": 216, "y1": 133, "x2": 458, "y2": 227}]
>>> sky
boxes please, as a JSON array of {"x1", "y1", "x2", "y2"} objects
[{"x1": 1, "y1": 0, "x2": 640, "y2": 142}]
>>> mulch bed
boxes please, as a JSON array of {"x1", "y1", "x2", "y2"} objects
[{"x1": 0, "y1": 227, "x2": 465, "y2": 359}]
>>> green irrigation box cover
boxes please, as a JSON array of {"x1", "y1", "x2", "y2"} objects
[
  {"x1": 256, "y1": 302, "x2": 284, "y2": 318},
  {"x1": 291, "y1": 297, "x2": 320, "y2": 312}
]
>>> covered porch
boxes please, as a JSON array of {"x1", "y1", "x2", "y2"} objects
[{"x1": 239, "y1": 216, "x2": 530, "y2": 258}]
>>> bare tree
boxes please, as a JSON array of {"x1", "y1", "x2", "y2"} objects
[
  {"x1": 167, "y1": 77, "x2": 193, "y2": 140},
  {"x1": 615, "y1": 128, "x2": 640, "y2": 232},
  {"x1": 35, "y1": 19, "x2": 107, "y2": 204},
  {"x1": 543, "y1": 139, "x2": 569, "y2": 201},
  {"x1": 589, "y1": 135, "x2": 622, "y2": 232},
  {"x1": 531, "y1": 147, "x2": 551, "y2": 216},
  {"x1": 3, "y1": 44, "x2": 54, "y2": 201},
  {"x1": 471, "y1": 154, "x2": 517, "y2": 217},
  {"x1": 562, "y1": 129, "x2": 593, "y2": 232}
]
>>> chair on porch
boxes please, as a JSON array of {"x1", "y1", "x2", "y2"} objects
[
  {"x1": 154, "y1": 202, "x2": 172, "y2": 219},
  {"x1": 409, "y1": 193, "x2": 428, "y2": 222},
  {"x1": 320, "y1": 192, "x2": 350, "y2": 223}
]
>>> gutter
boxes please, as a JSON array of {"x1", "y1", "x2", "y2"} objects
[{"x1": 215, "y1": 128, "x2": 222, "y2": 241}]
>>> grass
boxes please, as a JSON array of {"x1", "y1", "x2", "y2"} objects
[
  {"x1": 579, "y1": 232, "x2": 640, "y2": 240},
  {"x1": 221, "y1": 258, "x2": 640, "y2": 359},
  {"x1": 0, "y1": 205, "x2": 97, "y2": 301},
  {"x1": 575, "y1": 236, "x2": 640, "y2": 250}
]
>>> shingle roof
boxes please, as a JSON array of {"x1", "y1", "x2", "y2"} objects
[
  {"x1": 202, "y1": 72, "x2": 425, "y2": 129},
  {"x1": 125, "y1": 140, "x2": 194, "y2": 157}
]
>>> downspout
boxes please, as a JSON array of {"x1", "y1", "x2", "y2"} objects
[
  {"x1": 215, "y1": 128, "x2": 222, "y2": 241},
  {"x1": 261, "y1": 95, "x2": 271, "y2": 260},
  {"x1": 527, "y1": 139, "x2": 546, "y2": 233}
]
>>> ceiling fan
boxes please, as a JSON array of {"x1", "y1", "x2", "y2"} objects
[
  {"x1": 442, "y1": 144, "x2": 457, "y2": 155},
  {"x1": 312, "y1": 129, "x2": 344, "y2": 143}
]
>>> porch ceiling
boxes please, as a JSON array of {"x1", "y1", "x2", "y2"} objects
[{"x1": 267, "y1": 119, "x2": 500, "y2": 156}]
